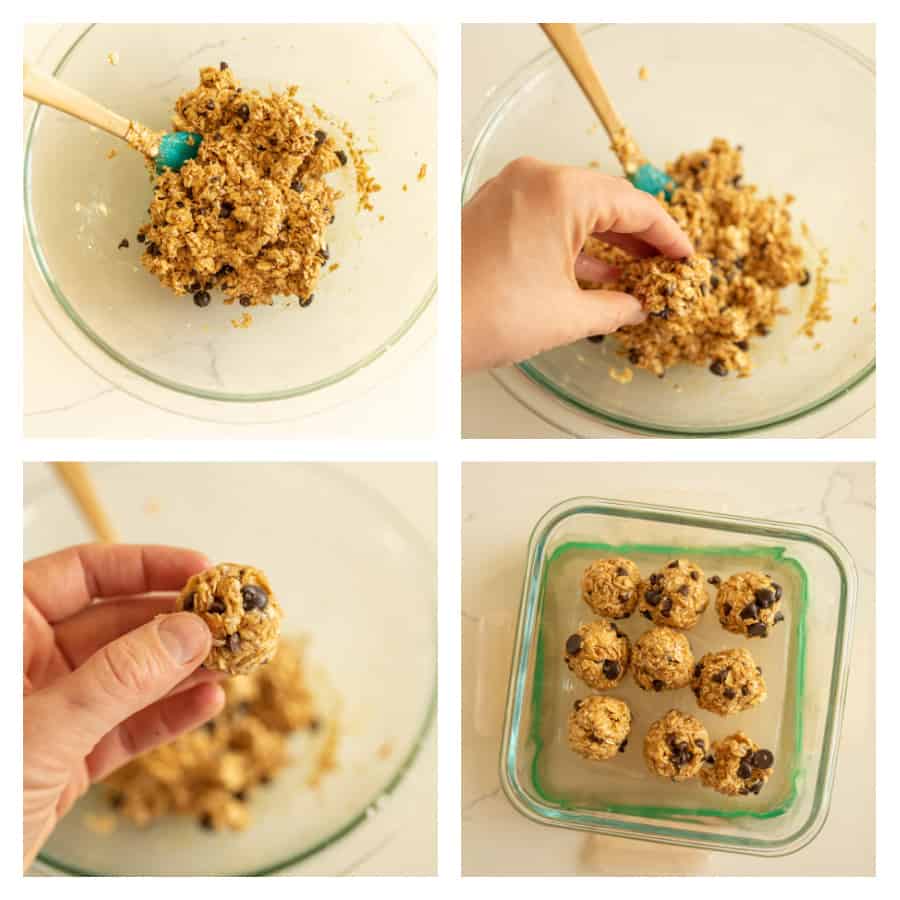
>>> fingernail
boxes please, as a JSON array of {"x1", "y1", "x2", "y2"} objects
[{"x1": 158, "y1": 614, "x2": 209, "y2": 664}]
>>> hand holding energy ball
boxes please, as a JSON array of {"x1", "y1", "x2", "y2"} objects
[
  {"x1": 23, "y1": 544, "x2": 219, "y2": 869},
  {"x1": 461, "y1": 157, "x2": 693, "y2": 372}
]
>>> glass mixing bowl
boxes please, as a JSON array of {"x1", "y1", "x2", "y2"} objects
[
  {"x1": 463, "y1": 24, "x2": 874, "y2": 436},
  {"x1": 25, "y1": 24, "x2": 436, "y2": 419},
  {"x1": 24, "y1": 462, "x2": 436, "y2": 875}
]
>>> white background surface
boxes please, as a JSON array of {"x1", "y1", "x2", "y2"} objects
[
  {"x1": 24, "y1": 461, "x2": 437, "y2": 875},
  {"x1": 462, "y1": 462, "x2": 874, "y2": 875},
  {"x1": 23, "y1": 24, "x2": 436, "y2": 440},
  {"x1": 461, "y1": 24, "x2": 876, "y2": 439}
]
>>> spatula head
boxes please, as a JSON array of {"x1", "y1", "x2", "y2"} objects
[
  {"x1": 156, "y1": 131, "x2": 203, "y2": 174},
  {"x1": 629, "y1": 162, "x2": 674, "y2": 200}
]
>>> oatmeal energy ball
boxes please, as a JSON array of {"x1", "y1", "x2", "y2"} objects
[
  {"x1": 700, "y1": 731, "x2": 775, "y2": 797},
  {"x1": 644, "y1": 709, "x2": 710, "y2": 781},
  {"x1": 631, "y1": 626, "x2": 694, "y2": 692},
  {"x1": 716, "y1": 572, "x2": 786, "y2": 638},
  {"x1": 138, "y1": 65, "x2": 351, "y2": 308},
  {"x1": 564, "y1": 620, "x2": 631, "y2": 690},
  {"x1": 691, "y1": 648, "x2": 767, "y2": 716},
  {"x1": 568, "y1": 696, "x2": 632, "y2": 762},
  {"x1": 616, "y1": 255, "x2": 713, "y2": 320},
  {"x1": 581, "y1": 558, "x2": 641, "y2": 618},
  {"x1": 638, "y1": 559, "x2": 709, "y2": 629},
  {"x1": 178, "y1": 563, "x2": 283, "y2": 675}
]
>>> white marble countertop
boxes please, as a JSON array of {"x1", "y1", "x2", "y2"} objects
[
  {"x1": 24, "y1": 25, "x2": 435, "y2": 440},
  {"x1": 461, "y1": 24, "x2": 875, "y2": 439},
  {"x1": 25, "y1": 461, "x2": 436, "y2": 875},
  {"x1": 462, "y1": 462, "x2": 874, "y2": 874}
]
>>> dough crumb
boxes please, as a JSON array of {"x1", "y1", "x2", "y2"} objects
[
  {"x1": 608, "y1": 366, "x2": 633, "y2": 384},
  {"x1": 231, "y1": 312, "x2": 253, "y2": 329},
  {"x1": 417, "y1": 162, "x2": 428, "y2": 181},
  {"x1": 83, "y1": 812, "x2": 118, "y2": 835},
  {"x1": 638, "y1": 65, "x2": 649, "y2": 81},
  {"x1": 799, "y1": 247, "x2": 833, "y2": 338},
  {"x1": 106, "y1": 51, "x2": 119, "y2": 66},
  {"x1": 106, "y1": 147, "x2": 118, "y2": 160}
]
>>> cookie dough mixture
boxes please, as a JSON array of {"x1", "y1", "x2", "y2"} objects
[
  {"x1": 691, "y1": 648, "x2": 767, "y2": 715},
  {"x1": 583, "y1": 138, "x2": 812, "y2": 377},
  {"x1": 564, "y1": 620, "x2": 631, "y2": 690},
  {"x1": 643, "y1": 709, "x2": 709, "y2": 781},
  {"x1": 581, "y1": 558, "x2": 641, "y2": 618},
  {"x1": 178, "y1": 563, "x2": 282, "y2": 675},
  {"x1": 716, "y1": 571, "x2": 785, "y2": 638},
  {"x1": 567, "y1": 695, "x2": 632, "y2": 761},
  {"x1": 104, "y1": 640, "x2": 336, "y2": 830},
  {"x1": 138, "y1": 65, "x2": 355, "y2": 307},
  {"x1": 616, "y1": 255, "x2": 713, "y2": 320},
  {"x1": 638, "y1": 559, "x2": 709, "y2": 629},
  {"x1": 631, "y1": 626, "x2": 694, "y2": 692},
  {"x1": 700, "y1": 730, "x2": 775, "y2": 796}
]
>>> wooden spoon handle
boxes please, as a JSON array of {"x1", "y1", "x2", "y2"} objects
[
  {"x1": 539, "y1": 23, "x2": 627, "y2": 140},
  {"x1": 52, "y1": 462, "x2": 119, "y2": 543},
  {"x1": 23, "y1": 62, "x2": 131, "y2": 141}
]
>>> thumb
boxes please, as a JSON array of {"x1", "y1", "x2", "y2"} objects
[
  {"x1": 573, "y1": 288, "x2": 647, "y2": 339},
  {"x1": 37, "y1": 613, "x2": 211, "y2": 761}
]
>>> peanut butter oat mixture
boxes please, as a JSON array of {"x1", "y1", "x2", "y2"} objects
[
  {"x1": 138, "y1": 64, "x2": 351, "y2": 308},
  {"x1": 584, "y1": 138, "x2": 815, "y2": 377},
  {"x1": 104, "y1": 640, "x2": 338, "y2": 831}
]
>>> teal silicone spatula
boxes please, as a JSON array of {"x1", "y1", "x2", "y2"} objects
[
  {"x1": 23, "y1": 62, "x2": 202, "y2": 174},
  {"x1": 539, "y1": 23, "x2": 673, "y2": 198}
]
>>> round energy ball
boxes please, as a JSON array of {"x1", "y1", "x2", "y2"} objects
[
  {"x1": 564, "y1": 620, "x2": 631, "y2": 690},
  {"x1": 567, "y1": 696, "x2": 632, "y2": 761},
  {"x1": 581, "y1": 558, "x2": 642, "y2": 619},
  {"x1": 644, "y1": 709, "x2": 710, "y2": 781},
  {"x1": 637, "y1": 559, "x2": 709, "y2": 629},
  {"x1": 691, "y1": 647, "x2": 767, "y2": 715},
  {"x1": 716, "y1": 571, "x2": 785, "y2": 638},
  {"x1": 631, "y1": 626, "x2": 694, "y2": 692}
]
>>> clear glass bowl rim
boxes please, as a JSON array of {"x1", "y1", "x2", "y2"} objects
[
  {"x1": 461, "y1": 23, "x2": 875, "y2": 436},
  {"x1": 24, "y1": 23, "x2": 437, "y2": 404},
  {"x1": 499, "y1": 495, "x2": 858, "y2": 856}
]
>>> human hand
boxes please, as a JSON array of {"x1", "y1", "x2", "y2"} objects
[
  {"x1": 461, "y1": 157, "x2": 694, "y2": 372},
  {"x1": 23, "y1": 544, "x2": 223, "y2": 869}
]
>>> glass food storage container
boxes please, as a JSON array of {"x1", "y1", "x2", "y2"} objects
[{"x1": 500, "y1": 497, "x2": 857, "y2": 856}]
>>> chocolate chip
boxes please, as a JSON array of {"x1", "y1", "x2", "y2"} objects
[
  {"x1": 642, "y1": 609, "x2": 653, "y2": 620},
  {"x1": 724, "y1": 688, "x2": 736, "y2": 699},
  {"x1": 109, "y1": 792, "x2": 124, "y2": 809},
  {"x1": 650, "y1": 573, "x2": 662, "y2": 585},
  {"x1": 696, "y1": 738, "x2": 705, "y2": 749},
  {"x1": 660, "y1": 598, "x2": 672, "y2": 616},
  {"x1": 199, "y1": 813, "x2": 215, "y2": 830},
  {"x1": 723, "y1": 603, "x2": 732, "y2": 616},
  {"x1": 644, "y1": 590, "x2": 661, "y2": 606},
  {"x1": 740, "y1": 602, "x2": 758, "y2": 620},
  {"x1": 136, "y1": 232, "x2": 146, "y2": 243},
  {"x1": 573, "y1": 699, "x2": 582, "y2": 710},
  {"x1": 299, "y1": 294, "x2": 314, "y2": 307},
  {"x1": 652, "y1": 679, "x2": 664, "y2": 692},
  {"x1": 736, "y1": 339, "x2": 749, "y2": 351},
  {"x1": 619, "y1": 592, "x2": 632, "y2": 604},
  {"x1": 241, "y1": 584, "x2": 268, "y2": 611},
  {"x1": 587, "y1": 334, "x2": 605, "y2": 343},
  {"x1": 693, "y1": 663, "x2": 703, "y2": 678},
  {"x1": 220, "y1": 200, "x2": 234, "y2": 219},
  {"x1": 773, "y1": 611, "x2": 785, "y2": 624},
  {"x1": 225, "y1": 633, "x2": 241, "y2": 653},
  {"x1": 737, "y1": 760, "x2": 753, "y2": 779},
  {"x1": 756, "y1": 666, "x2": 762, "y2": 674},
  {"x1": 219, "y1": 61, "x2": 229, "y2": 70},
  {"x1": 748, "y1": 780, "x2": 764, "y2": 794},
  {"x1": 206, "y1": 100, "x2": 215, "y2": 110},
  {"x1": 618, "y1": 739, "x2": 628, "y2": 753},
  {"x1": 747, "y1": 622, "x2": 768, "y2": 637},
  {"x1": 336, "y1": 149, "x2": 348, "y2": 166},
  {"x1": 708, "y1": 575, "x2": 721, "y2": 585},
  {"x1": 236, "y1": 103, "x2": 250, "y2": 121},
  {"x1": 757, "y1": 324, "x2": 770, "y2": 336},
  {"x1": 314, "y1": 129, "x2": 327, "y2": 145},
  {"x1": 308, "y1": 717, "x2": 321, "y2": 732},
  {"x1": 710, "y1": 275, "x2": 720, "y2": 290},
  {"x1": 704, "y1": 754, "x2": 715, "y2": 764},
  {"x1": 712, "y1": 669, "x2": 728, "y2": 684},
  {"x1": 291, "y1": 179, "x2": 305, "y2": 193},
  {"x1": 239, "y1": 295, "x2": 252, "y2": 307},
  {"x1": 146, "y1": 241, "x2": 160, "y2": 257},
  {"x1": 752, "y1": 749, "x2": 774, "y2": 768},
  {"x1": 628, "y1": 349, "x2": 641, "y2": 365},
  {"x1": 616, "y1": 566, "x2": 628, "y2": 577},
  {"x1": 183, "y1": 593, "x2": 195, "y2": 611},
  {"x1": 690, "y1": 570, "x2": 699, "y2": 581},
  {"x1": 710, "y1": 360, "x2": 728, "y2": 377},
  {"x1": 741, "y1": 684, "x2": 749, "y2": 696},
  {"x1": 192, "y1": 290, "x2": 211, "y2": 308},
  {"x1": 209, "y1": 600, "x2": 226, "y2": 614},
  {"x1": 565, "y1": 634, "x2": 583, "y2": 655},
  {"x1": 732, "y1": 175, "x2": 742, "y2": 187},
  {"x1": 799, "y1": 268, "x2": 811, "y2": 287},
  {"x1": 319, "y1": 246, "x2": 331, "y2": 264},
  {"x1": 773, "y1": 583, "x2": 783, "y2": 600},
  {"x1": 678, "y1": 584, "x2": 690, "y2": 596},
  {"x1": 668, "y1": 560, "x2": 679, "y2": 569},
  {"x1": 754, "y1": 588, "x2": 775, "y2": 608},
  {"x1": 233, "y1": 790, "x2": 247, "y2": 802},
  {"x1": 602, "y1": 660, "x2": 621, "y2": 680},
  {"x1": 664, "y1": 282, "x2": 676, "y2": 297},
  {"x1": 118, "y1": 238, "x2": 129, "y2": 249}
]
